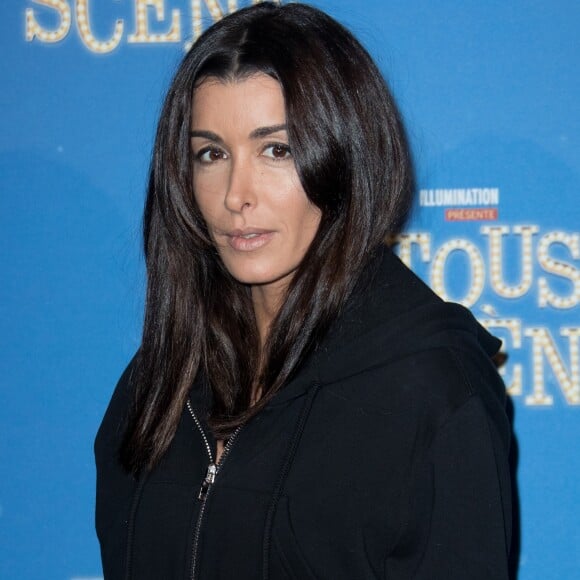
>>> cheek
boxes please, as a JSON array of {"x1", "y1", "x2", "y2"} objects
[
  {"x1": 272, "y1": 179, "x2": 312, "y2": 221},
  {"x1": 293, "y1": 177, "x2": 321, "y2": 227},
  {"x1": 288, "y1": 185, "x2": 320, "y2": 228},
  {"x1": 193, "y1": 175, "x2": 222, "y2": 221},
  {"x1": 286, "y1": 198, "x2": 321, "y2": 246},
  {"x1": 193, "y1": 193, "x2": 211, "y2": 226}
]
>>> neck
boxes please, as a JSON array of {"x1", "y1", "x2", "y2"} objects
[{"x1": 251, "y1": 280, "x2": 288, "y2": 346}]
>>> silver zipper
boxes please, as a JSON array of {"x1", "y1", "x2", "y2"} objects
[{"x1": 186, "y1": 399, "x2": 243, "y2": 580}]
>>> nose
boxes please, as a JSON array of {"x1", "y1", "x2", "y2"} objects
[{"x1": 224, "y1": 156, "x2": 256, "y2": 213}]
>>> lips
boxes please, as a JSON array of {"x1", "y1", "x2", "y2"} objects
[{"x1": 225, "y1": 228, "x2": 275, "y2": 252}]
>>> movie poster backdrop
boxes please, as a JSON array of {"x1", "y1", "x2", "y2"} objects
[{"x1": 2, "y1": 1, "x2": 578, "y2": 578}]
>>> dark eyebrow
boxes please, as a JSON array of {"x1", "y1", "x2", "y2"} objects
[
  {"x1": 189, "y1": 130, "x2": 224, "y2": 145},
  {"x1": 249, "y1": 124, "x2": 287, "y2": 139},
  {"x1": 189, "y1": 125, "x2": 287, "y2": 142}
]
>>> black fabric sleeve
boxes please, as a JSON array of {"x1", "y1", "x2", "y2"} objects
[
  {"x1": 94, "y1": 354, "x2": 140, "y2": 580},
  {"x1": 413, "y1": 395, "x2": 512, "y2": 579}
]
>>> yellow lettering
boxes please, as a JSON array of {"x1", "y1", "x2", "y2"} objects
[
  {"x1": 190, "y1": 0, "x2": 231, "y2": 43},
  {"x1": 128, "y1": 0, "x2": 181, "y2": 44},
  {"x1": 26, "y1": 0, "x2": 72, "y2": 43},
  {"x1": 431, "y1": 239, "x2": 485, "y2": 307},
  {"x1": 75, "y1": 0, "x2": 123, "y2": 53},
  {"x1": 481, "y1": 224, "x2": 538, "y2": 298},
  {"x1": 524, "y1": 327, "x2": 580, "y2": 405},
  {"x1": 537, "y1": 231, "x2": 580, "y2": 309}
]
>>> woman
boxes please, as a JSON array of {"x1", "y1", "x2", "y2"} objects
[{"x1": 95, "y1": 3, "x2": 512, "y2": 579}]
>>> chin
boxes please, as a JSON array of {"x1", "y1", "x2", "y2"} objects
[
  {"x1": 229, "y1": 268, "x2": 286, "y2": 287},
  {"x1": 220, "y1": 257, "x2": 293, "y2": 288}
]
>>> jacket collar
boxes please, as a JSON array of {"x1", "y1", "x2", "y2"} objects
[{"x1": 267, "y1": 244, "x2": 501, "y2": 406}]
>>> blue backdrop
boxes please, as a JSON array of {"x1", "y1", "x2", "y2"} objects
[{"x1": 2, "y1": 1, "x2": 579, "y2": 578}]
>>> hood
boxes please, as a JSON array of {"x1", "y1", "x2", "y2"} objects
[{"x1": 268, "y1": 245, "x2": 501, "y2": 405}]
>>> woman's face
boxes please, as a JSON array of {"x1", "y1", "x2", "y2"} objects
[{"x1": 190, "y1": 73, "x2": 321, "y2": 294}]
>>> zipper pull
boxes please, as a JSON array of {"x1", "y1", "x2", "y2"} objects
[{"x1": 198, "y1": 462, "x2": 217, "y2": 500}]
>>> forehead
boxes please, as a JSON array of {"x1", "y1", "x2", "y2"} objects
[{"x1": 190, "y1": 73, "x2": 286, "y2": 130}]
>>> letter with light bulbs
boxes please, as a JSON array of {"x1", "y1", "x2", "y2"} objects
[{"x1": 389, "y1": 224, "x2": 580, "y2": 408}]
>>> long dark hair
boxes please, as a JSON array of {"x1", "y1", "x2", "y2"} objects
[{"x1": 121, "y1": 1, "x2": 412, "y2": 473}]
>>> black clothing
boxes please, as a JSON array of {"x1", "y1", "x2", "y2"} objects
[{"x1": 95, "y1": 246, "x2": 512, "y2": 579}]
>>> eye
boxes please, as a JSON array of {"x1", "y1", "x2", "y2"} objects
[
  {"x1": 195, "y1": 146, "x2": 227, "y2": 164},
  {"x1": 262, "y1": 143, "x2": 291, "y2": 160}
]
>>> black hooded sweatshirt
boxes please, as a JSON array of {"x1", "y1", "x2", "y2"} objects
[{"x1": 95, "y1": 245, "x2": 512, "y2": 579}]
